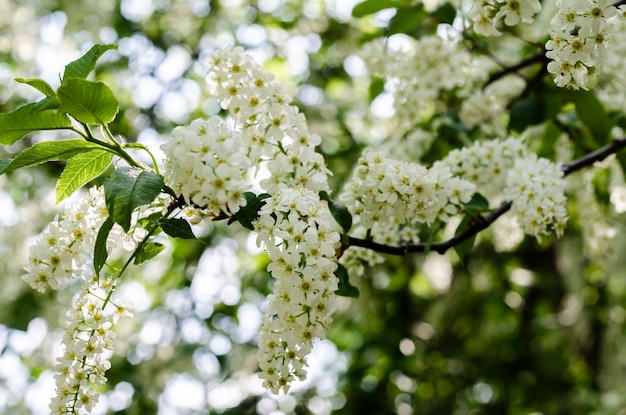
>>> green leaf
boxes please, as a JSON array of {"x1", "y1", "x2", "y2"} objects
[
  {"x1": 63, "y1": 44, "x2": 118, "y2": 81},
  {"x1": 431, "y1": 3, "x2": 457, "y2": 25},
  {"x1": 320, "y1": 191, "x2": 352, "y2": 233},
  {"x1": 369, "y1": 77, "x2": 385, "y2": 101},
  {"x1": 388, "y1": 5, "x2": 426, "y2": 35},
  {"x1": 31, "y1": 96, "x2": 60, "y2": 113},
  {"x1": 463, "y1": 193, "x2": 490, "y2": 215},
  {"x1": 15, "y1": 78, "x2": 55, "y2": 97},
  {"x1": 134, "y1": 242, "x2": 165, "y2": 265},
  {"x1": 568, "y1": 90, "x2": 610, "y2": 145},
  {"x1": 235, "y1": 192, "x2": 270, "y2": 230},
  {"x1": 138, "y1": 212, "x2": 164, "y2": 230},
  {"x1": 103, "y1": 167, "x2": 164, "y2": 232},
  {"x1": 0, "y1": 159, "x2": 9, "y2": 175},
  {"x1": 161, "y1": 217, "x2": 197, "y2": 239},
  {"x1": 453, "y1": 215, "x2": 476, "y2": 259},
  {"x1": 508, "y1": 98, "x2": 545, "y2": 133},
  {"x1": 2, "y1": 140, "x2": 101, "y2": 175},
  {"x1": 352, "y1": 0, "x2": 398, "y2": 17},
  {"x1": 335, "y1": 264, "x2": 360, "y2": 298},
  {"x1": 0, "y1": 103, "x2": 72, "y2": 145},
  {"x1": 56, "y1": 149, "x2": 113, "y2": 203},
  {"x1": 58, "y1": 78, "x2": 119, "y2": 125},
  {"x1": 94, "y1": 216, "x2": 114, "y2": 275}
]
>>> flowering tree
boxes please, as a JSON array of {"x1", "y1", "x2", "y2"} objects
[{"x1": 2, "y1": 0, "x2": 626, "y2": 414}]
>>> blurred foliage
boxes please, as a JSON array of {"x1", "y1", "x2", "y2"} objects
[{"x1": 2, "y1": 0, "x2": 626, "y2": 415}]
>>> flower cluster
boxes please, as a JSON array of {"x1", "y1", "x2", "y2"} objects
[
  {"x1": 546, "y1": 0, "x2": 617, "y2": 89},
  {"x1": 440, "y1": 137, "x2": 529, "y2": 199},
  {"x1": 339, "y1": 151, "x2": 475, "y2": 249},
  {"x1": 341, "y1": 151, "x2": 475, "y2": 229},
  {"x1": 441, "y1": 137, "x2": 569, "y2": 239},
  {"x1": 459, "y1": 75, "x2": 526, "y2": 133},
  {"x1": 161, "y1": 117, "x2": 251, "y2": 216},
  {"x1": 254, "y1": 186, "x2": 340, "y2": 393},
  {"x1": 504, "y1": 155, "x2": 568, "y2": 238},
  {"x1": 20, "y1": 188, "x2": 134, "y2": 414},
  {"x1": 22, "y1": 188, "x2": 108, "y2": 293},
  {"x1": 50, "y1": 276, "x2": 131, "y2": 415},
  {"x1": 459, "y1": 0, "x2": 541, "y2": 36},
  {"x1": 203, "y1": 46, "x2": 340, "y2": 393},
  {"x1": 206, "y1": 46, "x2": 330, "y2": 194}
]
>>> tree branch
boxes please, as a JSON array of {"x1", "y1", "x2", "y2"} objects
[
  {"x1": 346, "y1": 137, "x2": 626, "y2": 256},
  {"x1": 483, "y1": 51, "x2": 546, "y2": 89}
]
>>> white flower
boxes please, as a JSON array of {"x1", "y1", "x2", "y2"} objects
[{"x1": 504, "y1": 155, "x2": 568, "y2": 238}]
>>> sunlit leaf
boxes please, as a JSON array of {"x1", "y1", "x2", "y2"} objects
[
  {"x1": 2, "y1": 140, "x2": 101, "y2": 175},
  {"x1": 134, "y1": 242, "x2": 166, "y2": 265},
  {"x1": 58, "y1": 78, "x2": 119, "y2": 125},
  {"x1": 56, "y1": 149, "x2": 113, "y2": 203},
  {"x1": 62, "y1": 44, "x2": 118, "y2": 81},
  {"x1": 0, "y1": 103, "x2": 72, "y2": 145},
  {"x1": 352, "y1": 0, "x2": 398, "y2": 17},
  {"x1": 15, "y1": 78, "x2": 55, "y2": 97}
]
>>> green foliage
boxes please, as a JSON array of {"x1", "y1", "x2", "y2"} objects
[
  {"x1": 160, "y1": 217, "x2": 197, "y2": 240},
  {"x1": 15, "y1": 78, "x2": 56, "y2": 97},
  {"x1": 94, "y1": 217, "x2": 114, "y2": 274},
  {"x1": 319, "y1": 190, "x2": 353, "y2": 233},
  {"x1": 453, "y1": 214, "x2": 477, "y2": 259},
  {"x1": 1, "y1": 139, "x2": 102, "y2": 174},
  {"x1": 57, "y1": 78, "x2": 119, "y2": 125},
  {"x1": 134, "y1": 242, "x2": 166, "y2": 265},
  {"x1": 351, "y1": 0, "x2": 401, "y2": 17},
  {"x1": 567, "y1": 89, "x2": 610, "y2": 145},
  {"x1": 62, "y1": 44, "x2": 118, "y2": 81},
  {"x1": 0, "y1": 103, "x2": 72, "y2": 145},
  {"x1": 56, "y1": 150, "x2": 113, "y2": 202},
  {"x1": 235, "y1": 192, "x2": 271, "y2": 230},
  {"x1": 335, "y1": 263, "x2": 360, "y2": 298},
  {"x1": 103, "y1": 167, "x2": 164, "y2": 232}
]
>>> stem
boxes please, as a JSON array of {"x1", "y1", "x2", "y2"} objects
[
  {"x1": 483, "y1": 51, "x2": 546, "y2": 89},
  {"x1": 102, "y1": 201, "x2": 180, "y2": 308},
  {"x1": 345, "y1": 137, "x2": 626, "y2": 256},
  {"x1": 82, "y1": 123, "x2": 145, "y2": 170}
]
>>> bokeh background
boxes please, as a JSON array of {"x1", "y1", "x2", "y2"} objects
[{"x1": 2, "y1": 0, "x2": 626, "y2": 414}]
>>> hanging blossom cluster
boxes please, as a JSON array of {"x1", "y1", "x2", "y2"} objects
[
  {"x1": 457, "y1": 0, "x2": 542, "y2": 36},
  {"x1": 21, "y1": 188, "x2": 133, "y2": 414},
  {"x1": 546, "y1": 0, "x2": 619, "y2": 90},
  {"x1": 163, "y1": 46, "x2": 340, "y2": 393},
  {"x1": 23, "y1": 188, "x2": 108, "y2": 293},
  {"x1": 161, "y1": 117, "x2": 251, "y2": 216},
  {"x1": 254, "y1": 186, "x2": 340, "y2": 392},
  {"x1": 50, "y1": 276, "x2": 131, "y2": 415},
  {"x1": 441, "y1": 137, "x2": 569, "y2": 238}
]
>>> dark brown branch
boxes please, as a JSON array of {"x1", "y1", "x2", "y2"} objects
[
  {"x1": 562, "y1": 138, "x2": 626, "y2": 175},
  {"x1": 346, "y1": 137, "x2": 626, "y2": 256},
  {"x1": 483, "y1": 51, "x2": 546, "y2": 89}
]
